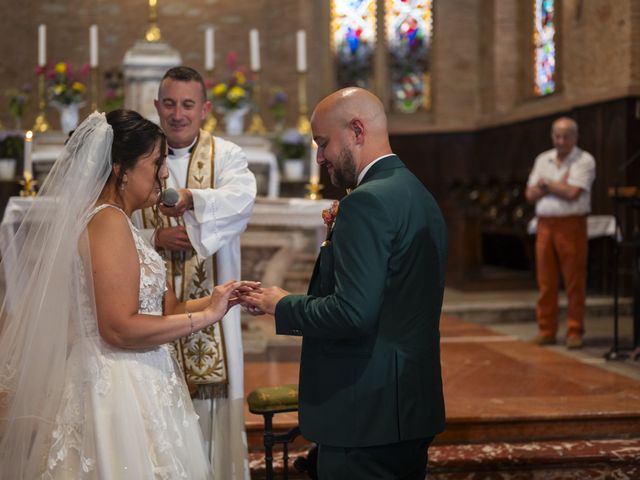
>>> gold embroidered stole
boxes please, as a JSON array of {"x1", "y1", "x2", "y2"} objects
[{"x1": 141, "y1": 130, "x2": 228, "y2": 397}]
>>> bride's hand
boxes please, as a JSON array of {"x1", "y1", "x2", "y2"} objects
[{"x1": 204, "y1": 280, "x2": 243, "y2": 324}]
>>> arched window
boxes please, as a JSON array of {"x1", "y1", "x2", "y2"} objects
[
  {"x1": 331, "y1": 0, "x2": 434, "y2": 113},
  {"x1": 533, "y1": 0, "x2": 556, "y2": 96}
]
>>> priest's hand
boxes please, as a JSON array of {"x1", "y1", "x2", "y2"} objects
[
  {"x1": 159, "y1": 188, "x2": 193, "y2": 217},
  {"x1": 154, "y1": 226, "x2": 192, "y2": 251},
  {"x1": 240, "y1": 286, "x2": 290, "y2": 316}
]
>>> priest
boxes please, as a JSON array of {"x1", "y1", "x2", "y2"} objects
[{"x1": 133, "y1": 66, "x2": 256, "y2": 480}]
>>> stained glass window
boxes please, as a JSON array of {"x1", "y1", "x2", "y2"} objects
[
  {"x1": 533, "y1": 0, "x2": 556, "y2": 96},
  {"x1": 385, "y1": 0, "x2": 433, "y2": 112},
  {"x1": 331, "y1": 0, "x2": 377, "y2": 89}
]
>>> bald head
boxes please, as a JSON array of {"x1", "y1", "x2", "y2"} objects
[
  {"x1": 310, "y1": 88, "x2": 392, "y2": 188},
  {"x1": 313, "y1": 87, "x2": 388, "y2": 134},
  {"x1": 552, "y1": 117, "x2": 578, "y2": 136}
]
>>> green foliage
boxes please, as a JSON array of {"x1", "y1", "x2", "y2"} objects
[{"x1": 0, "y1": 135, "x2": 24, "y2": 160}]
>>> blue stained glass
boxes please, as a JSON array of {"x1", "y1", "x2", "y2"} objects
[
  {"x1": 332, "y1": 0, "x2": 377, "y2": 89},
  {"x1": 534, "y1": 0, "x2": 556, "y2": 96},
  {"x1": 386, "y1": 0, "x2": 433, "y2": 113}
]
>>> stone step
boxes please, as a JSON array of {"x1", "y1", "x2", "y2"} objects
[{"x1": 443, "y1": 289, "x2": 633, "y2": 324}]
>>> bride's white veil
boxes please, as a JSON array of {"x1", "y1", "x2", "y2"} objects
[{"x1": 0, "y1": 112, "x2": 113, "y2": 478}]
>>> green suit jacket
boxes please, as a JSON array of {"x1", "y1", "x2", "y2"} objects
[{"x1": 275, "y1": 155, "x2": 447, "y2": 447}]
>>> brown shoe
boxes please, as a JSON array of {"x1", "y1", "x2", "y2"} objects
[
  {"x1": 532, "y1": 334, "x2": 556, "y2": 346},
  {"x1": 566, "y1": 336, "x2": 584, "y2": 349}
]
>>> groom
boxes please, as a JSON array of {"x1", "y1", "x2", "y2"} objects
[{"x1": 242, "y1": 87, "x2": 448, "y2": 479}]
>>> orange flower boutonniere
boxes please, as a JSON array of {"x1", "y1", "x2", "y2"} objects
[{"x1": 321, "y1": 200, "x2": 339, "y2": 245}]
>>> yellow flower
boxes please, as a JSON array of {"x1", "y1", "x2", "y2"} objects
[
  {"x1": 55, "y1": 62, "x2": 67, "y2": 74},
  {"x1": 227, "y1": 86, "x2": 246, "y2": 102},
  {"x1": 234, "y1": 71, "x2": 246, "y2": 85},
  {"x1": 72, "y1": 82, "x2": 85, "y2": 93},
  {"x1": 53, "y1": 85, "x2": 65, "y2": 96},
  {"x1": 213, "y1": 83, "x2": 227, "y2": 97}
]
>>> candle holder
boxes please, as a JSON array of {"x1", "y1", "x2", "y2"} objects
[
  {"x1": 203, "y1": 112, "x2": 218, "y2": 133},
  {"x1": 305, "y1": 177, "x2": 323, "y2": 200},
  {"x1": 32, "y1": 74, "x2": 50, "y2": 133},
  {"x1": 145, "y1": 0, "x2": 161, "y2": 43},
  {"x1": 203, "y1": 69, "x2": 218, "y2": 133},
  {"x1": 296, "y1": 72, "x2": 311, "y2": 135},
  {"x1": 247, "y1": 72, "x2": 267, "y2": 135},
  {"x1": 90, "y1": 67, "x2": 99, "y2": 111},
  {"x1": 19, "y1": 171, "x2": 38, "y2": 197}
]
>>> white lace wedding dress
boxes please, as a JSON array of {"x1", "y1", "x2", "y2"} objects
[{"x1": 44, "y1": 204, "x2": 213, "y2": 479}]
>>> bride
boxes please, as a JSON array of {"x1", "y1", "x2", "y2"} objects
[{"x1": 0, "y1": 110, "x2": 248, "y2": 478}]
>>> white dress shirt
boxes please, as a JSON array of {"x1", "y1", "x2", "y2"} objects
[{"x1": 527, "y1": 146, "x2": 596, "y2": 217}]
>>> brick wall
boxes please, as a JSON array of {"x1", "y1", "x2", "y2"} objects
[{"x1": 0, "y1": 0, "x2": 637, "y2": 133}]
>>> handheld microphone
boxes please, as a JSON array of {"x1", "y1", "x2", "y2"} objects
[{"x1": 160, "y1": 188, "x2": 180, "y2": 208}]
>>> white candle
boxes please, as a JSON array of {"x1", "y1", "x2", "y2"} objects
[
  {"x1": 249, "y1": 29, "x2": 260, "y2": 72},
  {"x1": 24, "y1": 131, "x2": 33, "y2": 177},
  {"x1": 38, "y1": 24, "x2": 46, "y2": 67},
  {"x1": 310, "y1": 139, "x2": 319, "y2": 180},
  {"x1": 89, "y1": 25, "x2": 98, "y2": 68},
  {"x1": 296, "y1": 30, "x2": 307, "y2": 73},
  {"x1": 205, "y1": 27, "x2": 215, "y2": 70}
]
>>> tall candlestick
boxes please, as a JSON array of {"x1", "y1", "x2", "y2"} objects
[
  {"x1": 249, "y1": 29, "x2": 260, "y2": 72},
  {"x1": 296, "y1": 30, "x2": 307, "y2": 73},
  {"x1": 38, "y1": 24, "x2": 46, "y2": 67},
  {"x1": 23, "y1": 131, "x2": 33, "y2": 176},
  {"x1": 310, "y1": 139, "x2": 319, "y2": 180},
  {"x1": 89, "y1": 25, "x2": 98, "y2": 68},
  {"x1": 205, "y1": 27, "x2": 215, "y2": 70}
]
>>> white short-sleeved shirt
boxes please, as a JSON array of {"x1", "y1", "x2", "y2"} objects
[{"x1": 527, "y1": 146, "x2": 596, "y2": 217}]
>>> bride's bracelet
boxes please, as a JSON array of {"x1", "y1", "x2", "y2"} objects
[{"x1": 186, "y1": 309, "x2": 194, "y2": 335}]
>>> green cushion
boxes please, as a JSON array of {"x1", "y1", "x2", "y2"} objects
[{"x1": 247, "y1": 384, "x2": 299, "y2": 414}]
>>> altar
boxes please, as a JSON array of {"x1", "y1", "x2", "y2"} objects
[
  {"x1": 0, "y1": 195, "x2": 334, "y2": 289},
  {"x1": 28, "y1": 132, "x2": 281, "y2": 198}
]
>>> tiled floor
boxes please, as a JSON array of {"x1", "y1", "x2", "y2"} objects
[
  {"x1": 243, "y1": 291, "x2": 640, "y2": 447},
  {"x1": 244, "y1": 291, "x2": 640, "y2": 479}
]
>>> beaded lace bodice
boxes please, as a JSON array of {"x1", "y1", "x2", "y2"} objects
[{"x1": 89, "y1": 204, "x2": 166, "y2": 315}]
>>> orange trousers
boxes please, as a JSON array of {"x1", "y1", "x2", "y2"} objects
[{"x1": 535, "y1": 216, "x2": 588, "y2": 339}]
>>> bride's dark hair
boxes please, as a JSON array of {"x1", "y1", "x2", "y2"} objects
[{"x1": 106, "y1": 109, "x2": 166, "y2": 190}]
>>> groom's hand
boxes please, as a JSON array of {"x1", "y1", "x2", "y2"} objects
[{"x1": 240, "y1": 286, "x2": 289, "y2": 316}]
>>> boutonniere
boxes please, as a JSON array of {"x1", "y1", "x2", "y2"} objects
[{"x1": 321, "y1": 200, "x2": 339, "y2": 246}]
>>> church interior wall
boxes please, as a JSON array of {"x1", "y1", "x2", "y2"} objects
[{"x1": 0, "y1": 1, "x2": 637, "y2": 133}]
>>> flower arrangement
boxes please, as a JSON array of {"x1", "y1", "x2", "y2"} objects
[
  {"x1": 4, "y1": 84, "x2": 31, "y2": 129},
  {"x1": 103, "y1": 67, "x2": 124, "y2": 112},
  {"x1": 209, "y1": 52, "x2": 252, "y2": 111},
  {"x1": 278, "y1": 128, "x2": 308, "y2": 160},
  {"x1": 36, "y1": 62, "x2": 89, "y2": 106},
  {"x1": 268, "y1": 88, "x2": 287, "y2": 124}
]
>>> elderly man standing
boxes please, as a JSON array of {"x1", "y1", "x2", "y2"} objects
[
  {"x1": 133, "y1": 66, "x2": 256, "y2": 479},
  {"x1": 242, "y1": 87, "x2": 447, "y2": 480},
  {"x1": 526, "y1": 117, "x2": 596, "y2": 349}
]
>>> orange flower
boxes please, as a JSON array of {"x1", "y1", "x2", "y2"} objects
[{"x1": 321, "y1": 200, "x2": 339, "y2": 228}]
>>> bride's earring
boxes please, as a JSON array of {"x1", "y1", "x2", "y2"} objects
[{"x1": 120, "y1": 175, "x2": 128, "y2": 191}]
